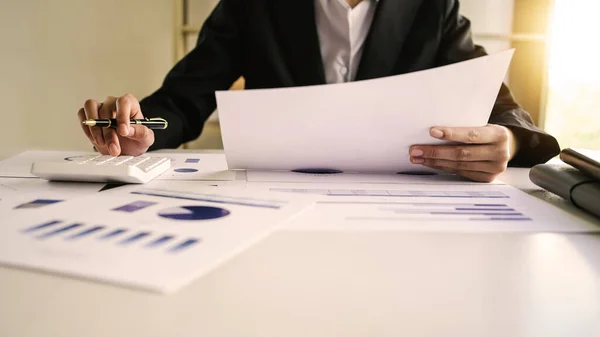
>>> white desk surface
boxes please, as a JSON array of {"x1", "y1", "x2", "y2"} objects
[{"x1": 1, "y1": 155, "x2": 600, "y2": 337}]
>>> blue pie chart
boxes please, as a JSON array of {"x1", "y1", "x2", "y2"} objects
[
  {"x1": 158, "y1": 206, "x2": 230, "y2": 221},
  {"x1": 174, "y1": 168, "x2": 198, "y2": 173}
]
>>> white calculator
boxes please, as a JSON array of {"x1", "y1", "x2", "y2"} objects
[{"x1": 31, "y1": 154, "x2": 171, "y2": 184}]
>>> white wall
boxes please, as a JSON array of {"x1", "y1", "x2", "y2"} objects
[
  {"x1": 0, "y1": 0, "x2": 174, "y2": 159},
  {"x1": 460, "y1": 0, "x2": 515, "y2": 53}
]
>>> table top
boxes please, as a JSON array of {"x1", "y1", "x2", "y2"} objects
[{"x1": 1, "y1": 163, "x2": 599, "y2": 337}]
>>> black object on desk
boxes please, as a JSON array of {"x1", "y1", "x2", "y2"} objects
[
  {"x1": 530, "y1": 148, "x2": 600, "y2": 219},
  {"x1": 560, "y1": 148, "x2": 600, "y2": 181}
]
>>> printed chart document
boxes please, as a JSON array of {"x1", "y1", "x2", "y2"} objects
[
  {"x1": 146, "y1": 152, "x2": 236, "y2": 181},
  {"x1": 0, "y1": 183, "x2": 315, "y2": 293},
  {"x1": 245, "y1": 182, "x2": 600, "y2": 233},
  {"x1": 216, "y1": 50, "x2": 515, "y2": 173},
  {"x1": 246, "y1": 170, "x2": 504, "y2": 185}
]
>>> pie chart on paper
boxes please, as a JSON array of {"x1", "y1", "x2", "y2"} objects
[
  {"x1": 174, "y1": 168, "x2": 199, "y2": 173},
  {"x1": 158, "y1": 205, "x2": 230, "y2": 221}
]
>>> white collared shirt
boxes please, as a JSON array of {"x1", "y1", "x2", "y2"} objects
[{"x1": 315, "y1": 0, "x2": 379, "y2": 84}]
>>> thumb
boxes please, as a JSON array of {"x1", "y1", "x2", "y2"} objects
[{"x1": 123, "y1": 125, "x2": 154, "y2": 144}]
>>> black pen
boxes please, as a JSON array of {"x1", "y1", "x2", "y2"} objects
[{"x1": 82, "y1": 117, "x2": 168, "y2": 130}]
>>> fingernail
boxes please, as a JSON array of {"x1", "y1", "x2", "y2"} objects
[
  {"x1": 430, "y1": 128, "x2": 444, "y2": 139},
  {"x1": 128, "y1": 126, "x2": 135, "y2": 135},
  {"x1": 410, "y1": 149, "x2": 424, "y2": 157},
  {"x1": 119, "y1": 125, "x2": 129, "y2": 136},
  {"x1": 96, "y1": 136, "x2": 104, "y2": 146},
  {"x1": 411, "y1": 157, "x2": 425, "y2": 164},
  {"x1": 109, "y1": 143, "x2": 119, "y2": 156}
]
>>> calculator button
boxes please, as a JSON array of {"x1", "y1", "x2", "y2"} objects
[
  {"x1": 70, "y1": 155, "x2": 98, "y2": 164},
  {"x1": 138, "y1": 158, "x2": 168, "y2": 172},
  {"x1": 88, "y1": 155, "x2": 115, "y2": 165},
  {"x1": 105, "y1": 156, "x2": 134, "y2": 165},
  {"x1": 126, "y1": 156, "x2": 151, "y2": 166}
]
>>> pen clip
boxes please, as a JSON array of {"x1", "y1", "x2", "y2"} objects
[{"x1": 144, "y1": 117, "x2": 168, "y2": 129}]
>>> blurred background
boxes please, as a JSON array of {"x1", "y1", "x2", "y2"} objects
[{"x1": 1, "y1": 0, "x2": 598, "y2": 159}]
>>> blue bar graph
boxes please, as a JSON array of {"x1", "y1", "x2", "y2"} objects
[
  {"x1": 341, "y1": 201, "x2": 531, "y2": 222},
  {"x1": 112, "y1": 201, "x2": 157, "y2": 213},
  {"x1": 37, "y1": 223, "x2": 83, "y2": 239},
  {"x1": 119, "y1": 232, "x2": 150, "y2": 245},
  {"x1": 14, "y1": 199, "x2": 63, "y2": 209},
  {"x1": 168, "y1": 238, "x2": 200, "y2": 253},
  {"x1": 145, "y1": 235, "x2": 174, "y2": 248},
  {"x1": 99, "y1": 229, "x2": 127, "y2": 240},
  {"x1": 66, "y1": 226, "x2": 105, "y2": 240},
  {"x1": 271, "y1": 188, "x2": 510, "y2": 198},
  {"x1": 185, "y1": 158, "x2": 200, "y2": 163},
  {"x1": 20, "y1": 221, "x2": 201, "y2": 253},
  {"x1": 22, "y1": 220, "x2": 63, "y2": 233},
  {"x1": 455, "y1": 208, "x2": 515, "y2": 211}
]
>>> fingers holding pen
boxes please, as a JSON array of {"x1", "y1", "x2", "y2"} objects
[
  {"x1": 78, "y1": 93, "x2": 158, "y2": 156},
  {"x1": 77, "y1": 108, "x2": 94, "y2": 144},
  {"x1": 115, "y1": 94, "x2": 140, "y2": 137},
  {"x1": 83, "y1": 99, "x2": 104, "y2": 147},
  {"x1": 125, "y1": 125, "x2": 155, "y2": 146},
  {"x1": 98, "y1": 96, "x2": 121, "y2": 156}
]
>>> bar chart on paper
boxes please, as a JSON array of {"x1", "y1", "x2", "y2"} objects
[
  {"x1": 278, "y1": 184, "x2": 600, "y2": 233},
  {"x1": 326, "y1": 201, "x2": 531, "y2": 222},
  {"x1": 0, "y1": 183, "x2": 315, "y2": 293},
  {"x1": 149, "y1": 153, "x2": 236, "y2": 181},
  {"x1": 270, "y1": 188, "x2": 528, "y2": 221},
  {"x1": 20, "y1": 219, "x2": 200, "y2": 254},
  {"x1": 269, "y1": 188, "x2": 509, "y2": 198}
]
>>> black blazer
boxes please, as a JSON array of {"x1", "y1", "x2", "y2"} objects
[{"x1": 140, "y1": 0, "x2": 560, "y2": 167}]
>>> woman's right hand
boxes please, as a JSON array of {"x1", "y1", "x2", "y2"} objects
[{"x1": 77, "y1": 94, "x2": 155, "y2": 156}]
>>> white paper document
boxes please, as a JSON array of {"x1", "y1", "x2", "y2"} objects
[
  {"x1": 0, "y1": 150, "x2": 95, "y2": 178},
  {"x1": 0, "y1": 178, "x2": 104, "y2": 197},
  {"x1": 246, "y1": 170, "x2": 503, "y2": 185},
  {"x1": 216, "y1": 50, "x2": 515, "y2": 173},
  {"x1": 0, "y1": 183, "x2": 315, "y2": 293},
  {"x1": 245, "y1": 182, "x2": 600, "y2": 233},
  {"x1": 147, "y1": 152, "x2": 236, "y2": 181},
  {"x1": 0, "y1": 178, "x2": 105, "y2": 213}
]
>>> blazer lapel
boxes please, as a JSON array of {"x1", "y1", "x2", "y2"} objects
[
  {"x1": 270, "y1": 1, "x2": 326, "y2": 86},
  {"x1": 355, "y1": 0, "x2": 424, "y2": 80}
]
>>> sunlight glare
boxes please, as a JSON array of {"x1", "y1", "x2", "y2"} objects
[
  {"x1": 548, "y1": 0, "x2": 600, "y2": 89},
  {"x1": 545, "y1": 0, "x2": 600, "y2": 149}
]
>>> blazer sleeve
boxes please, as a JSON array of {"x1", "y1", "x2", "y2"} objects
[
  {"x1": 139, "y1": 0, "x2": 243, "y2": 150},
  {"x1": 435, "y1": 0, "x2": 561, "y2": 167}
]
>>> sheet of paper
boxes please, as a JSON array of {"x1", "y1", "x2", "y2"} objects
[
  {"x1": 0, "y1": 177, "x2": 104, "y2": 197},
  {"x1": 216, "y1": 50, "x2": 515, "y2": 173},
  {"x1": 0, "y1": 182, "x2": 315, "y2": 293},
  {"x1": 147, "y1": 152, "x2": 236, "y2": 181},
  {"x1": 144, "y1": 179, "x2": 246, "y2": 189},
  {"x1": 0, "y1": 177, "x2": 104, "y2": 212},
  {"x1": 0, "y1": 150, "x2": 95, "y2": 178},
  {"x1": 246, "y1": 170, "x2": 504, "y2": 185},
  {"x1": 245, "y1": 182, "x2": 599, "y2": 233}
]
